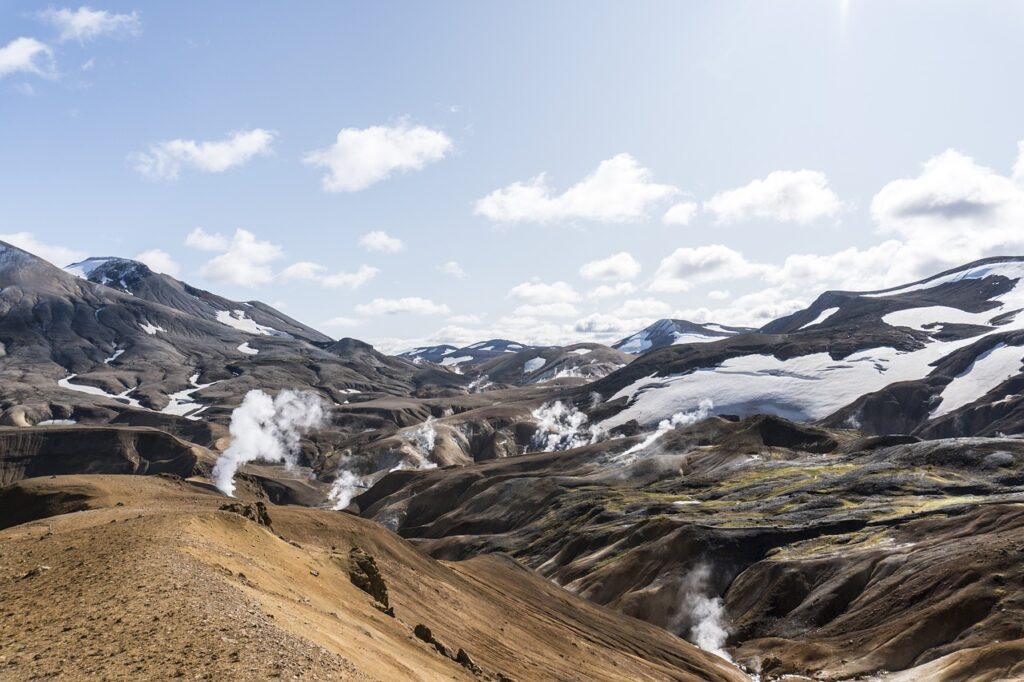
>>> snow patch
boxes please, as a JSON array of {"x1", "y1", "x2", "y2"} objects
[
  {"x1": 524, "y1": 357, "x2": 547, "y2": 373},
  {"x1": 58, "y1": 374, "x2": 141, "y2": 408},
  {"x1": 799, "y1": 307, "x2": 839, "y2": 330},
  {"x1": 139, "y1": 321, "x2": 165, "y2": 335},
  {"x1": 931, "y1": 343, "x2": 1024, "y2": 418},
  {"x1": 215, "y1": 309, "x2": 293, "y2": 337},
  {"x1": 237, "y1": 342, "x2": 259, "y2": 355}
]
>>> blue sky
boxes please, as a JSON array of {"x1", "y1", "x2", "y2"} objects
[{"x1": 3, "y1": 1, "x2": 1024, "y2": 352}]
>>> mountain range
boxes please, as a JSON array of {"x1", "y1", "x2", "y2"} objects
[{"x1": 2, "y1": 239, "x2": 1024, "y2": 680}]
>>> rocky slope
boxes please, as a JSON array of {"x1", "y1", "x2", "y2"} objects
[
  {"x1": 356, "y1": 414, "x2": 1024, "y2": 679},
  {"x1": 0, "y1": 474, "x2": 744, "y2": 681}
]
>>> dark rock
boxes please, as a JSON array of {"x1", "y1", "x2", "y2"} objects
[
  {"x1": 219, "y1": 501, "x2": 272, "y2": 528},
  {"x1": 347, "y1": 547, "x2": 389, "y2": 610}
]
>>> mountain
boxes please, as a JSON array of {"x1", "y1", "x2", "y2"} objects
[
  {"x1": 592, "y1": 256, "x2": 1024, "y2": 439},
  {"x1": 65, "y1": 256, "x2": 331, "y2": 343},
  {"x1": 0, "y1": 243, "x2": 446, "y2": 436},
  {"x1": 464, "y1": 342, "x2": 634, "y2": 387},
  {"x1": 613, "y1": 318, "x2": 752, "y2": 354},
  {"x1": 398, "y1": 338, "x2": 542, "y2": 370}
]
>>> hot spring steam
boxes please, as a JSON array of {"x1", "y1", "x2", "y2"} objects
[{"x1": 212, "y1": 389, "x2": 325, "y2": 497}]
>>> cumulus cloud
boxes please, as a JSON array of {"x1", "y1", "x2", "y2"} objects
[
  {"x1": 614, "y1": 298, "x2": 671, "y2": 318},
  {"x1": 279, "y1": 262, "x2": 378, "y2": 289},
  {"x1": 358, "y1": 230, "x2": 405, "y2": 253},
  {"x1": 0, "y1": 231, "x2": 85, "y2": 266},
  {"x1": 355, "y1": 297, "x2": 450, "y2": 316},
  {"x1": 438, "y1": 261, "x2": 466, "y2": 279},
  {"x1": 649, "y1": 244, "x2": 764, "y2": 292},
  {"x1": 704, "y1": 170, "x2": 842, "y2": 224},
  {"x1": 0, "y1": 38, "x2": 55, "y2": 78},
  {"x1": 134, "y1": 248, "x2": 180, "y2": 276},
  {"x1": 322, "y1": 316, "x2": 363, "y2": 328},
  {"x1": 663, "y1": 201, "x2": 699, "y2": 225},
  {"x1": 303, "y1": 122, "x2": 452, "y2": 192},
  {"x1": 475, "y1": 153, "x2": 678, "y2": 224},
  {"x1": 39, "y1": 7, "x2": 142, "y2": 43},
  {"x1": 507, "y1": 280, "x2": 580, "y2": 304},
  {"x1": 587, "y1": 281, "x2": 636, "y2": 299},
  {"x1": 579, "y1": 251, "x2": 641, "y2": 281},
  {"x1": 131, "y1": 129, "x2": 276, "y2": 181},
  {"x1": 186, "y1": 228, "x2": 283, "y2": 287},
  {"x1": 185, "y1": 227, "x2": 229, "y2": 252},
  {"x1": 513, "y1": 302, "x2": 578, "y2": 317},
  {"x1": 872, "y1": 148, "x2": 1024, "y2": 239}
]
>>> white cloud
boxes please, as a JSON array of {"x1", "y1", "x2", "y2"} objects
[
  {"x1": 39, "y1": 7, "x2": 141, "y2": 43},
  {"x1": 185, "y1": 227, "x2": 230, "y2": 252},
  {"x1": 475, "y1": 153, "x2": 678, "y2": 224},
  {"x1": 303, "y1": 122, "x2": 452, "y2": 192},
  {"x1": 322, "y1": 316, "x2": 363, "y2": 328},
  {"x1": 506, "y1": 280, "x2": 580, "y2": 304},
  {"x1": 573, "y1": 313, "x2": 655, "y2": 338},
  {"x1": 279, "y1": 262, "x2": 378, "y2": 289},
  {"x1": 134, "y1": 248, "x2": 180, "y2": 276},
  {"x1": 131, "y1": 129, "x2": 276, "y2": 181},
  {"x1": 358, "y1": 230, "x2": 405, "y2": 253},
  {"x1": 355, "y1": 297, "x2": 450, "y2": 316},
  {"x1": 614, "y1": 298, "x2": 671, "y2": 318},
  {"x1": 587, "y1": 281, "x2": 636, "y2": 299},
  {"x1": 0, "y1": 232, "x2": 85, "y2": 266},
  {"x1": 448, "y1": 313, "x2": 481, "y2": 324},
  {"x1": 579, "y1": 251, "x2": 641, "y2": 281},
  {"x1": 708, "y1": 289, "x2": 730, "y2": 300},
  {"x1": 513, "y1": 302, "x2": 578, "y2": 317},
  {"x1": 0, "y1": 38, "x2": 55, "y2": 78},
  {"x1": 663, "y1": 201, "x2": 699, "y2": 225},
  {"x1": 649, "y1": 244, "x2": 763, "y2": 292},
  {"x1": 188, "y1": 228, "x2": 283, "y2": 287},
  {"x1": 704, "y1": 170, "x2": 842, "y2": 224},
  {"x1": 438, "y1": 261, "x2": 466, "y2": 279}
]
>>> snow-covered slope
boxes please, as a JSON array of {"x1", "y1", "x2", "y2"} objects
[
  {"x1": 595, "y1": 257, "x2": 1024, "y2": 438},
  {"x1": 398, "y1": 339, "x2": 542, "y2": 369}
]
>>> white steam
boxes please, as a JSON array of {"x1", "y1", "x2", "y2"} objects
[
  {"x1": 530, "y1": 400, "x2": 604, "y2": 452},
  {"x1": 393, "y1": 417, "x2": 439, "y2": 471},
  {"x1": 616, "y1": 398, "x2": 714, "y2": 464},
  {"x1": 327, "y1": 417, "x2": 438, "y2": 511},
  {"x1": 676, "y1": 563, "x2": 732, "y2": 662},
  {"x1": 327, "y1": 466, "x2": 369, "y2": 511},
  {"x1": 212, "y1": 389, "x2": 325, "y2": 497}
]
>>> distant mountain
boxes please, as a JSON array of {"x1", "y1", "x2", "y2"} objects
[
  {"x1": 612, "y1": 319, "x2": 752, "y2": 354},
  {"x1": 399, "y1": 338, "x2": 542, "y2": 370},
  {"x1": 592, "y1": 256, "x2": 1024, "y2": 439}
]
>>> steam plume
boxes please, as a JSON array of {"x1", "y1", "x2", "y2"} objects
[
  {"x1": 673, "y1": 563, "x2": 732, "y2": 662},
  {"x1": 530, "y1": 400, "x2": 602, "y2": 451},
  {"x1": 212, "y1": 389, "x2": 325, "y2": 496},
  {"x1": 616, "y1": 398, "x2": 714, "y2": 464}
]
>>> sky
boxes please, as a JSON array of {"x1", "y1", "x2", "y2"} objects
[{"x1": 3, "y1": 1, "x2": 1024, "y2": 353}]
